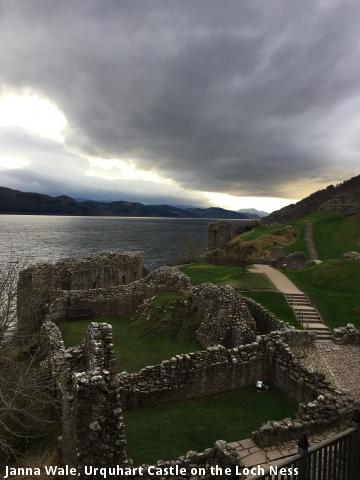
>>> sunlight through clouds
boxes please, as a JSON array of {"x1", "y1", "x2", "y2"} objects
[
  {"x1": 0, "y1": 155, "x2": 30, "y2": 170},
  {"x1": 86, "y1": 158, "x2": 174, "y2": 185},
  {"x1": 204, "y1": 192, "x2": 296, "y2": 213},
  {"x1": 0, "y1": 91, "x2": 67, "y2": 142}
]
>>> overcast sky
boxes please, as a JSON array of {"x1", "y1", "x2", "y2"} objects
[{"x1": 0, "y1": 0, "x2": 359, "y2": 212}]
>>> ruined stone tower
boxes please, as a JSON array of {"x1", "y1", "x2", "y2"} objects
[
  {"x1": 208, "y1": 222, "x2": 233, "y2": 250},
  {"x1": 16, "y1": 251, "x2": 144, "y2": 337}
]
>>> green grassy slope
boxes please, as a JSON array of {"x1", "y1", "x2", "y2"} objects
[
  {"x1": 283, "y1": 222, "x2": 307, "y2": 255},
  {"x1": 125, "y1": 388, "x2": 297, "y2": 464},
  {"x1": 239, "y1": 210, "x2": 359, "y2": 260},
  {"x1": 236, "y1": 223, "x2": 308, "y2": 256},
  {"x1": 244, "y1": 291, "x2": 299, "y2": 328},
  {"x1": 181, "y1": 263, "x2": 274, "y2": 290},
  {"x1": 287, "y1": 260, "x2": 360, "y2": 329},
  {"x1": 297, "y1": 211, "x2": 360, "y2": 259}
]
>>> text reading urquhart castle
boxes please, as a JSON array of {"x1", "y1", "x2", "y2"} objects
[{"x1": 4, "y1": 465, "x2": 299, "y2": 478}]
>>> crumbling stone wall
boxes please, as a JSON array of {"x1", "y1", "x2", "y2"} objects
[
  {"x1": 116, "y1": 343, "x2": 265, "y2": 409},
  {"x1": 40, "y1": 320, "x2": 127, "y2": 476},
  {"x1": 33, "y1": 253, "x2": 353, "y2": 470},
  {"x1": 134, "y1": 440, "x2": 236, "y2": 480},
  {"x1": 333, "y1": 325, "x2": 360, "y2": 345},
  {"x1": 48, "y1": 266, "x2": 191, "y2": 321},
  {"x1": 84, "y1": 322, "x2": 116, "y2": 373},
  {"x1": 244, "y1": 297, "x2": 291, "y2": 334},
  {"x1": 40, "y1": 318, "x2": 354, "y2": 470},
  {"x1": 17, "y1": 251, "x2": 144, "y2": 336},
  {"x1": 252, "y1": 334, "x2": 355, "y2": 446},
  {"x1": 70, "y1": 371, "x2": 127, "y2": 474},
  {"x1": 192, "y1": 283, "x2": 257, "y2": 347}
]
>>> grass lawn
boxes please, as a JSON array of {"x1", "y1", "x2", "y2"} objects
[
  {"x1": 239, "y1": 225, "x2": 279, "y2": 241},
  {"x1": 287, "y1": 260, "x2": 360, "y2": 329},
  {"x1": 243, "y1": 291, "x2": 299, "y2": 328},
  {"x1": 125, "y1": 388, "x2": 297, "y2": 465},
  {"x1": 298, "y1": 212, "x2": 360, "y2": 260},
  {"x1": 283, "y1": 222, "x2": 307, "y2": 256},
  {"x1": 181, "y1": 263, "x2": 275, "y2": 290},
  {"x1": 57, "y1": 293, "x2": 201, "y2": 372}
]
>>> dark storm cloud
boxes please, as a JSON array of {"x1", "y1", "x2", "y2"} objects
[{"x1": 0, "y1": 0, "x2": 359, "y2": 198}]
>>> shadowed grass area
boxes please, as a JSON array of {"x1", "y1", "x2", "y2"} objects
[
  {"x1": 125, "y1": 388, "x2": 297, "y2": 465},
  {"x1": 243, "y1": 291, "x2": 299, "y2": 328},
  {"x1": 181, "y1": 263, "x2": 275, "y2": 290},
  {"x1": 57, "y1": 293, "x2": 201, "y2": 373},
  {"x1": 287, "y1": 260, "x2": 360, "y2": 329}
]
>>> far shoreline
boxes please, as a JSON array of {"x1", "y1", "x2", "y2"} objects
[{"x1": 0, "y1": 213, "x2": 254, "y2": 221}]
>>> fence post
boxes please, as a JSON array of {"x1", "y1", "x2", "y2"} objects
[
  {"x1": 350, "y1": 409, "x2": 360, "y2": 480},
  {"x1": 298, "y1": 433, "x2": 309, "y2": 480}
]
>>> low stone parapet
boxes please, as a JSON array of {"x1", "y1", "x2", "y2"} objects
[{"x1": 333, "y1": 325, "x2": 360, "y2": 345}]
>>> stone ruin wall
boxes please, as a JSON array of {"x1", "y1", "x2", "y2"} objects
[
  {"x1": 117, "y1": 343, "x2": 265, "y2": 409},
  {"x1": 333, "y1": 325, "x2": 360, "y2": 345},
  {"x1": 40, "y1": 316, "x2": 355, "y2": 475},
  {"x1": 17, "y1": 251, "x2": 144, "y2": 336},
  {"x1": 191, "y1": 283, "x2": 257, "y2": 347},
  {"x1": 208, "y1": 222, "x2": 233, "y2": 250},
  {"x1": 48, "y1": 266, "x2": 191, "y2": 322},
  {"x1": 40, "y1": 320, "x2": 127, "y2": 477},
  {"x1": 47, "y1": 274, "x2": 310, "y2": 351},
  {"x1": 28, "y1": 252, "x2": 355, "y2": 475}
]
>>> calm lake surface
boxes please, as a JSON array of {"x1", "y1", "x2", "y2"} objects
[{"x1": 0, "y1": 215, "x2": 248, "y2": 269}]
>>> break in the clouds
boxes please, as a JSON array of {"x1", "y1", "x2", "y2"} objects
[{"x1": 0, "y1": 0, "x2": 359, "y2": 211}]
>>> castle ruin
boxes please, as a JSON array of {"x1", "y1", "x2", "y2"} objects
[{"x1": 16, "y1": 251, "x2": 358, "y2": 478}]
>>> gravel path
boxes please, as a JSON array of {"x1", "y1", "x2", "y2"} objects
[
  {"x1": 248, "y1": 264, "x2": 302, "y2": 294},
  {"x1": 291, "y1": 343, "x2": 360, "y2": 401}
]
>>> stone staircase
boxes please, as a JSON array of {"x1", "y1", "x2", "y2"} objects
[{"x1": 285, "y1": 293, "x2": 332, "y2": 342}]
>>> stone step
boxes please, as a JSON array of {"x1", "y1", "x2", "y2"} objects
[
  {"x1": 306, "y1": 324, "x2": 330, "y2": 331},
  {"x1": 285, "y1": 293, "x2": 308, "y2": 297},
  {"x1": 315, "y1": 332, "x2": 332, "y2": 339},
  {"x1": 301, "y1": 312, "x2": 321, "y2": 315},
  {"x1": 299, "y1": 317, "x2": 325, "y2": 323},
  {"x1": 288, "y1": 302, "x2": 310, "y2": 306},
  {"x1": 285, "y1": 293, "x2": 307, "y2": 296},
  {"x1": 294, "y1": 309, "x2": 319, "y2": 313},
  {"x1": 289, "y1": 297, "x2": 310, "y2": 300},
  {"x1": 289, "y1": 302, "x2": 312, "y2": 307},
  {"x1": 285, "y1": 294, "x2": 308, "y2": 299},
  {"x1": 298, "y1": 317, "x2": 323, "y2": 323},
  {"x1": 293, "y1": 309, "x2": 321, "y2": 314}
]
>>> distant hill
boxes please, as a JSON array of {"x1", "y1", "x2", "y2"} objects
[
  {"x1": 186, "y1": 207, "x2": 255, "y2": 219},
  {"x1": 238, "y1": 208, "x2": 269, "y2": 218},
  {"x1": 263, "y1": 174, "x2": 360, "y2": 224},
  {"x1": 0, "y1": 186, "x2": 251, "y2": 219}
]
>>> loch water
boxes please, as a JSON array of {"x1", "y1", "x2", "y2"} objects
[{"x1": 0, "y1": 215, "x2": 248, "y2": 269}]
